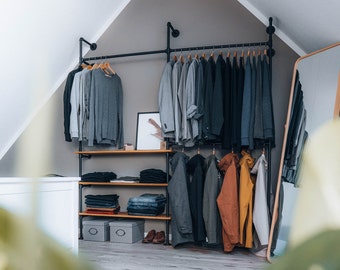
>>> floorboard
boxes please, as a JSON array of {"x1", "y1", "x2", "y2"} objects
[{"x1": 78, "y1": 240, "x2": 268, "y2": 270}]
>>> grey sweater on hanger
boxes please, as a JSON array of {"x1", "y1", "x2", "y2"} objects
[{"x1": 88, "y1": 69, "x2": 124, "y2": 148}]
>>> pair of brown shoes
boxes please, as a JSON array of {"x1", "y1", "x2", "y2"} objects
[{"x1": 142, "y1": 229, "x2": 165, "y2": 244}]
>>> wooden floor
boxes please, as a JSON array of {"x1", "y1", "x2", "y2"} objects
[{"x1": 78, "y1": 240, "x2": 268, "y2": 270}]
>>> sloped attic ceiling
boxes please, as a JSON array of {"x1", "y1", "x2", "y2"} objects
[
  {"x1": 0, "y1": 0, "x2": 130, "y2": 160},
  {"x1": 238, "y1": 0, "x2": 340, "y2": 55}
]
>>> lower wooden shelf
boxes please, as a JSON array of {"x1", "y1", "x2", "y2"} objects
[{"x1": 79, "y1": 211, "x2": 171, "y2": 221}]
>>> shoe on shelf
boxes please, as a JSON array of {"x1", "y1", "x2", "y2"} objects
[
  {"x1": 152, "y1": 231, "x2": 165, "y2": 244},
  {"x1": 142, "y1": 229, "x2": 156, "y2": 243}
]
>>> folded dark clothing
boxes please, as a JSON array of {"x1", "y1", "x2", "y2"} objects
[
  {"x1": 85, "y1": 202, "x2": 119, "y2": 208},
  {"x1": 127, "y1": 204, "x2": 165, "y2": 212},
  {"x1": 85, "y1": 194, "x2": 119, "y2": 201},
  {"x1": 128, "y1": 193, "x2": 166, "y2": 203},
  {"x1": 127, "y1": 208, "x2": 165, "y2": 216},
  {"x1": 139, "y1": 169, "x2": 169, "y2": 183},
  {"x1": 127, "y1": 201, "x2": 166, "y2": 208},
  {"x1": 85, "y1": 208, "x2": 120, "y2": 214},
  {"x1": 81, "y1": 172, "x2": 117, "y2": 182}
]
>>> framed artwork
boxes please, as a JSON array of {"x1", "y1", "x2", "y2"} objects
[{"x1": 135, "y1": 112, "x2": 164, "y2": 150}]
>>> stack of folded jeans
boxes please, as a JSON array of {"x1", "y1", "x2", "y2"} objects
[
  {"x1": 139, "y1": 169, "x2": 168, "y2": 183},
  {"x1": 85, "y1": 194, "x2": 120, "y2": 214},
  {"x1": 127, "y1": 193, "x2": 166, "y2": 216},
  {"x1": 81, "y1": 171, "x2": 117, "y2": 182}
]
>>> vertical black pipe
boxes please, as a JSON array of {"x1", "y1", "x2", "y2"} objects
[
  {"x1": 266, "y1": 17, "x2": 275, "y2": 216},
  {"x1": 79, "y1": 38, "x2": 83, "y2": 65},
  {"x1": 166, "y1": 22, "x2": 172, "y2": 62},
  {"x1": 165, "y1": 22, "x2": 171, "y2": 245}
]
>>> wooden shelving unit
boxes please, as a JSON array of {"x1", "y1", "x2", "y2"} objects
[{"x1": 77, "y1": 149, "x2": 172, "y2": 244}]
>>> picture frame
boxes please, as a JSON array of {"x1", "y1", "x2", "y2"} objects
[{"x1": 135, "y1": 112, "x2": 164, "y2": 150}]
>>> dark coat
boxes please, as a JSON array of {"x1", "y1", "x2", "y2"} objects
[
  {"x1": 187, "y1": 154, "x2": 206, "y2": 244},
  {"x1": 168, "y1": 152, "x2": 194, "y2": 247}
]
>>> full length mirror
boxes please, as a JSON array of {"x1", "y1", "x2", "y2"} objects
[{"x1": 267, "y1": 43, "x2": 340, "y2": 261}]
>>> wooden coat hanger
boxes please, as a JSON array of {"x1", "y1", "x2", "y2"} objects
[
  {"x1": 104, "y1": 62, "x2": 115, "y2": 75},
  {"x1": 188, "y1": 53, "x2": 192, "y2": 61}
]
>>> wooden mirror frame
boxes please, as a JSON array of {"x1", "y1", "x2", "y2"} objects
[{"x1": 267, "y1": 42, "x2": 340, "y2": 262}]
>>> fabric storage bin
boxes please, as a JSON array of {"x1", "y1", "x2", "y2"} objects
[
  {"x1": 109, "y1": 219, "x2": 145, "y2": 243},
  {"x1": 83, "y1": 218, "x2": 111, "y2": 241}
]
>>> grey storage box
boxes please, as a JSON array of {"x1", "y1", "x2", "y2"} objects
[
  {"x1": 83, "y1": 218, "x2": 111, "y2": 241},
  {"x1": 109, "y1": 219, "x2": 145, "y2": 243}
]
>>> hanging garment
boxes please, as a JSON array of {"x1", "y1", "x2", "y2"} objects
[
  {"x1": 234, "y1": 55, "x2": 245, "y2": 151},
  {"x1": 203, "y1": 154, "x2": 222, "y2": 245},
  {"x1": 283, "y1": 70, "x2": 308, "y2": 186},
  {"x1": 195, "y1": 56, "x2": 207, "y2": 142},
  {"x1": 167, "y1": 152, "x2": 194, "y2": 247},
  {"x1": 63, "y1": 66, "x2": 82, "y2": 142},
  {"x1": 69, "y1": 70, "x2": 83, "y2": 140},
  {"x1": 253, "y1": 53, "x2": 264, "y2": 147},
  {"x1": 69, "y1": 68, "x2": 93, "y2": 141},
  {"x1": 81, "y1": 69, "x2": 92, "y2": 141},
  {"x1": 251, "y1": 154, "x2": 270, "y2": 248},
  {"x1": 78, "y1": 68, "x2": 92, "y2": 141},
  {"x1": 202, "y1": 55, "x2": 216, "y2": 142},
  {"x1": 248, "y1": 54, "x2": 257, "y2": 150},
  {"x1": 185, "y1": 58, "x2": 200, "y2": 143},
  {"x1": 217, "y1": 152, "x2": 240, "y2": 252},
  {"x1": 88, "y1": 69, "x2": 124, "y2": 148},
  {"x1": 262, "y1": 54, "x2": 275, "y2": 146},
  {"x1": 241, "y1": 55, "x2": 252, "y2": 147},
  {"x1": 239, "y1": 150, "x2": 255, "y2": 248},
  {"x1": 211, "y1": 54, "x2": 225, "y2": 137},
  {"x1": 187, "y1": 153, "x2": 206, "y2": 244},
  {"x1": 220, "y1": 56, "x2": 232, "y2": 149},
  {"x1": 230, "y1": 55, "x2": 239, "y2": 149},
  {"x1": 172, "y1": 59, "x2": 183, "y2": 143},
  {"x1": 158, "y1": 60, "x2": 175, "y2": 138},
  {"x1": 178, "y1": 58, "x2": 193, "y2": 146}
]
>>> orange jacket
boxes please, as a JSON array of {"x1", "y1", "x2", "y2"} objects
[
  {"x1": 217, "y1": 152, "x2": 240, "y2": 252},
  {"x1": 239, "y1": 150, "x2": 255, "y2": 248}
]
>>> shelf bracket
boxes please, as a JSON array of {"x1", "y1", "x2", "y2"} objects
[{"x1": 80, "y1": 154, "x2": 91, "y2": 159}]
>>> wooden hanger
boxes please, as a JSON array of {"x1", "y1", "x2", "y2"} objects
[
  {"x1": 92, "y1": 63, "x2": 100, "y2": 69},
  {"x1": 179, "y1": 54, "x2": 184, "y2": 64},
  {"x1": 104, "y1": 62, "x2": 115, "y2": 75},
  {"x1": 188, "y1": 53, "x2": 192, "y2": 61},
  {"x1": 210, "y1": 51, "x2": 215, "y2": 60}
]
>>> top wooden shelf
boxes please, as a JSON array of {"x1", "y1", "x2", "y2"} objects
[{"x1": 74, "y1": 149, "x2": 173, "y2": 155}]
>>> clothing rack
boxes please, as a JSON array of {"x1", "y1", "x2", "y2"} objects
[{"x1": 77, "y1": 17, "x2": 276, "y2": 244}]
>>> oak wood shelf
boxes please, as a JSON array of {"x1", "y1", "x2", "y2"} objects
[
  {"x1": 79, "y1": 181, "x2": 168, "y2": 187},
  {"x1": 79, "y1": 212, "x2": 171, "y2": 220}
]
